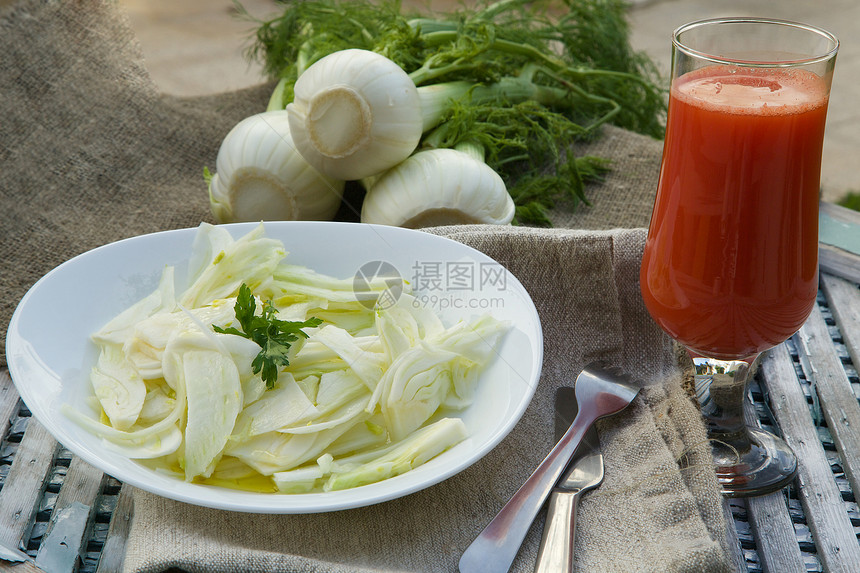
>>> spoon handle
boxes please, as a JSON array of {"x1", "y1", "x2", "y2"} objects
[
  {"x1": 533, "y1": 489, "x2": 581, "y2": 573},
  {"x1": 458, "y1": 412, "x2": 593, "y2": 573}
]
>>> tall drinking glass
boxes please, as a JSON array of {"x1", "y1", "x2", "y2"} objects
[{"x1": 641, "y1": 18, "x2": 838, "y2": 497}]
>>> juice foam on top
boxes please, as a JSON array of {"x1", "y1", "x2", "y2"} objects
[{"x1": 674, "y1": 65, "x2": 828, "y2": 115}]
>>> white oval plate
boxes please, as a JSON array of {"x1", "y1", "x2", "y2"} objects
[{"x1": 6, "y1": 222, "x2": 542, "y2": 513}]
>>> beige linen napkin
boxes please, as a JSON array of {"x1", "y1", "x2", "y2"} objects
[{"x1": 0, "y1": 1, "x2": 732, "y2": 572}]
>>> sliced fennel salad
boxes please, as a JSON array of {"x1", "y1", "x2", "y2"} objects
[{"x1": 64, "y1": 223, "x2": 510, "y2": 494}]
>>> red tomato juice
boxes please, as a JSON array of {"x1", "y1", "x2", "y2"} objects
[{"x1": 641, "y1": 65, "x2": 829, "y2": 359}]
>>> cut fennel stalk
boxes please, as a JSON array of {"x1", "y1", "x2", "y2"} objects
[{"x1": 272, "y1": 417, "x2": 468, "y2": 493}]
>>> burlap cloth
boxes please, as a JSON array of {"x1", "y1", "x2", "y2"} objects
[{"x1": 0, "y1": 1, "x2": 734, "y2": 571}]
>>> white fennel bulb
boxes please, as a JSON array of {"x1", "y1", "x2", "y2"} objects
[
  {"x1": 287, "y1": 49, "x2": 424, "y2": 181},
  {"x1": 208, "y1": 111, "x2": 345, "y2": 223},
  {"x1": 360, "y1": 146, "x2": 515, "y2": 228}
]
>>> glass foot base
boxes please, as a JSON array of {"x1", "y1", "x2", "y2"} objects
[{"x1": 712, "y1": 427, "x2": 798, "y2": 497}]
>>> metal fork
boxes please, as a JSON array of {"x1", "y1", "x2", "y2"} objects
[{"x1": 459, "y1": 362, "x2": 640, "y2": 573}]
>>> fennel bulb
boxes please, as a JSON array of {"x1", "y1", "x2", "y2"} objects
[
  {"x1": 360, "y1": 146, "x2": 515, "y2": 228},
  {"x1": 208, "y1": 111, "x2": 345, "y2": 223},
  {"x1": 287, "y1": 49, "x2": 424, "y2": 181}
]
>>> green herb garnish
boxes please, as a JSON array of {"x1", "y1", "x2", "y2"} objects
[{"x1": 213, "y1": 283, "x2": 322, "y2": 388}]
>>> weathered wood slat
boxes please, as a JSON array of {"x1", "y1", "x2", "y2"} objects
[
  {"x1": 795, "y1": 306, "x2": 860, "y2": 500},
  {"x1": 820, "y1": 244, "x2": 860, "y2": 285},
  {"x1": 3, "y1": 560, "x2": 45, "y2": 573},
  {"x1": 94, "y1": 485, "x2": 134, "y2": 573},
  {"x1": 759, "y1": 343, "x2": 860, "y2": 572},
  {"x1": 819, "y1": 202, "x2": 860, "y2": 285},
  {"x1": 722, "y1": 498, "x2": 747, "y2": 573},
  {"x1": 820, "y1": 200, "x2": 860, "y2": 233},
  {"x1": 746, "y1": 493, "x2": 806, "y2": 573},
  {"x1": 0, "y1": 368, "x2": 21, "y2": 438},
  {"x1": 821, "y1": 273, "x2": 860, "y2": 370},
  {"x1": 35, "y1": 456, "x2": 106, "y2": 572},
  {"x1": 0, "y1": 419, "x2": 59, "y2": 553},
  {"x1": 742, "y1": 387, "x2": 806, "y2": 573},
  {"x1": 46, "y1": 457, "x2": 105, "y2": 520},
  {"x1": 1, "y1": 376, "x2": 48, "y2": 571}
]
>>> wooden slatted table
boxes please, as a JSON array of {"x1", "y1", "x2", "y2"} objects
[{"x1": 2, "y1": 203, "x2": 859, "y2": 572}]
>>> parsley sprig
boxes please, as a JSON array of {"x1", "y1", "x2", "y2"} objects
[{"x1": 213, "y1": 283, "x2": 322, "y2": 388}]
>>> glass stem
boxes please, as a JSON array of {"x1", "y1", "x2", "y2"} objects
[
  {"x1": 692, "y1": 354, "x2": 757, "y2": 450},
  {"x1": 690, "y1": 351, "x2": 798, "y2": 496}
]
